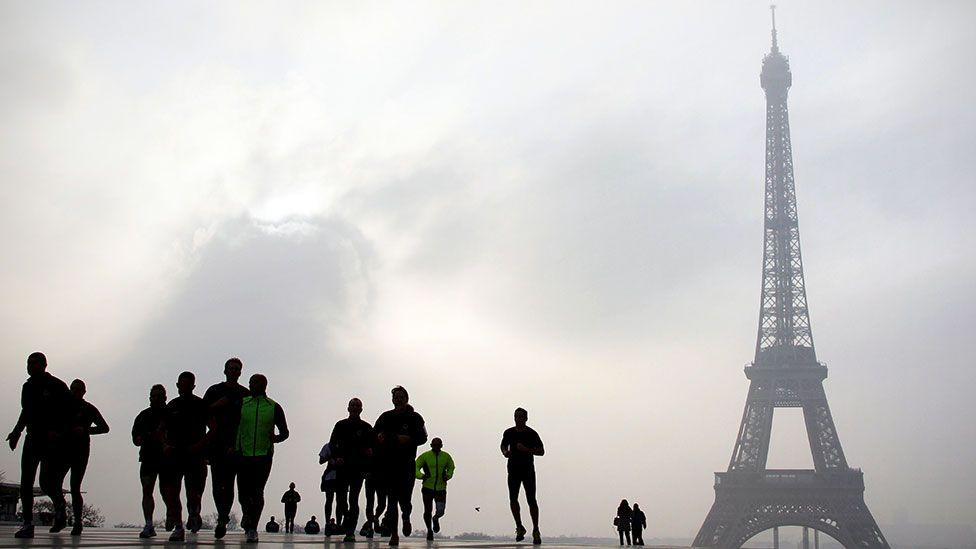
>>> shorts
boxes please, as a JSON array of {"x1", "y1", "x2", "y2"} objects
[
  {"x1": 507, "y1": 466, "x2": 537, "y2": 504},
  {"x1": 321, "y1": 476, "x2": 337, "y2": 493},
  {"x1": 140, "y1": 460, "x2": 162, "y2": 480}
]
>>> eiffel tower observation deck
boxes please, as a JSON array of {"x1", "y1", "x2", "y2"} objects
[{"x1": 693, "y1": 8, "x2": 889, "y2": 549}]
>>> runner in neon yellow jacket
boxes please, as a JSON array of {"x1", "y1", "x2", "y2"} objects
[{"x1": 414, "y1": 438, "x2": 455, "y2": 540}]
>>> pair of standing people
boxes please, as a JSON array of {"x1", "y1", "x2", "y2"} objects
[
  {"x1": 615, "y1": 500, "x2": 647, "y2": 546},
  {"x1": 7, "y1": 352, "x2": 109, "y2": 539}
]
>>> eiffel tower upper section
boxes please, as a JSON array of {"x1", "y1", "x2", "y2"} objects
[{"x1": 754, "y1": 6, "x2": 816, "y2": 369}]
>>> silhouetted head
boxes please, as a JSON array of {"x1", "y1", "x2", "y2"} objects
[
  {"x1": 249, "y1": 373, "x2": 268, "y2": 396},
  {"x1": 27, "y1": 352, "x2": 47, "y2": 377},
  {"x1": 633, "y1": 503, "x2": 640, "y2": 510},
  {"x1": 431, "y1": 437, "x2": 443, "y2": 453},
  {"x1": 270, "y1": 516, "x2": 276, "y2": 522},
  {"x1": 70, "y1": 379, "x2": 86, "y2": 399},
  {"x1": 149, "y1": 384, "x2": 167, "y2": 408},
  {"x1": 392, "y1": 386, "x2": 409, "y2": 410},
  {"x1": 348, "y1": 398, "x2": 363, "y2": 419},
  {"x1": 177, "y1": 371, "x2": 195, "y2": 396},
  {"x1": 514, "y1": 407, "x2": 528, "y2": 427},
  {"x1": 311, "y1": 516, "x2": 317, "y2": 521},
  {"x1": 620, "y1": 499, "x2": 629, "y2": 509},
  {"x1": 224, "y1": 357, "x2": 243, "y2": 383},
  {"x1": 289, "y1": 482, "x2": 295, "y2": 490}
]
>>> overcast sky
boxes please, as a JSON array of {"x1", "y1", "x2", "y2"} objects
[{"x1": 1, "y1": 0, "x2": 974, "y2": 542}]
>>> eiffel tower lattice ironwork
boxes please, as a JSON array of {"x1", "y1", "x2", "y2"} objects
[{"x1": 693, "y1": 8, "x2": 889, "y2": 549}]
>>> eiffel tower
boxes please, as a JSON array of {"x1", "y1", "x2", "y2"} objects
[{"x1": 693, "y1": 8, "x2": 889, "y2": 549}]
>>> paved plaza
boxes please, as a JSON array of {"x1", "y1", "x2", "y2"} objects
[{"x1": 0, "y1": 528, "x2": 688, "y2": 549}]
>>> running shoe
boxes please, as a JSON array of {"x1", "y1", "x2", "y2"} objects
[
  {"x1": 169, "y1": 527, "x2": 185, "y2": 542},
  {"x1": 50, "y1": 510, "x2": 67, "y2": 533},
  {"x1": 515, "y1": 524, "x2": 527, "y2": 542},
  {"x1": 426, "y1": 530, "x2": 434, "y2": 541},
  {"x1": 432, "y1": 516, "x2": 440, "y2": 533},
  {"x1": 402, "y1": 516, "x2": 412, "y2": 537},
  {"x1": 214, "y1": 522, "x2": 227, "y2": 539},
  {"x1": 245, "y1": 529, "x2": 259, "y2": 543},
  {"x1": 14, "y1": 525, "x2": 34, "y2": 539},
  {"x1": 344, "y1": 534, "x2": 357, "y2": 542},
  {"x1": 138, "y1": 525, "x2": 157, "y2": 538},
  {"x1": 70, "y1": 524, "x2": 83, "y2": 536},
  {"x1": 532, "y1": 529, "x2": 542, "y2": 545}
]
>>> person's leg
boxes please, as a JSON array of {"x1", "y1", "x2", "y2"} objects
[
  {"x1": 507, "y1": 473, "x2": 524, "y2": 534},
  {"x1": 69, "y1": 448, "x2": 90, "y2": 532},
  {"x1": 374, "y1": 481, "x2": 387, "y2": 530},
  {"x1": 523, "y1": 468, "x2": 540, "y2": 542},
  {"x1": 625, "y1": 528, "x2": 632, "y2": 545},
  {"x1": 140, "y1": 470, "x2": 157, "y2": 523},
  {"x1": 236, "y1": 458, "x2": 255, "y2": 532},
  {"x1": 433, "y1": 490, "x2": 446, "y2": 533},
  {"x1": 345, "y1": 475, "x2": 364, "y2": 536},
  {"x1": 249, "y1": 457, "x2": 273, "y2": 531},
  {"x1": 19, "y1": 435, "x2": 42, "y2": 527},
  {"x1": 39, "y1": 451, "x2": 69, "y2": 530},
  {"x1": 160, "y1": 468, "x2": 185, "y2": 535},
  {"x1": 184, "y1": 459, "x2": 207, "y2": 530},
  {"x1": 335, "y1": 482, "x2": 349, "y2": 532},
  {"x1": 398, "y1": 464, "x2": 415, "y2": 535},
  {"x1": 324, "y1": 489, "x2": 335, "y2": 525},
  {"x1": 619, "y1": 529, "x2": 625, "y2": 545},
  {"x1": 421, "y1": 488, "x2": 434, "y2": 534},
  {"x1": 210, "y1": 457, "x2": 236, "y2": 525}
]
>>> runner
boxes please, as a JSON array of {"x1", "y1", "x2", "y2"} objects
[
  {"x1": 329, "y1": 397, "x2": 375, "y2": 542},
  {"x1": 65, "y1": 379, "x2": 110, "y2": 536},
  {"x1": 500, "y1": 407, "x2": 545, "y2": 545},
  {"x1": 415, "y1": 437, "x2": 455, "y2": 541},
  {"x1": 202, "y1": 357, "x2": 249, "y2": 539},
  {"x1": 235, "y1": 373, "x2": 289, "y2": 544},
  {"x1": 159, "y1": 371, "x2": 210, "y2": 542},
  {"x1": 281, "y1": 482, "x2": 301, "y2": 534},
  {"x1": 374, "y1": 386, "x2": 427, "y2": 546},
  {"x1": 5, "y1": 352, "x2": 72, "y2": 539},
  {"x1": 131, "y1": 384, "x2": 168, "y2": 538}
]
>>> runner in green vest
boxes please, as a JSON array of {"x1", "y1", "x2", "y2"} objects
[
  {"x1": 415, "y1": 437, "x2": 455, "y2": 541},
  {"x1": 235, "y1": 374, "x2": 289, "y2": 544}
]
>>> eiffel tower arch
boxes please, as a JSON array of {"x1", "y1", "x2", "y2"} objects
[{"x1": 693, "y1": 8, "x2": 888, "y2": 549}]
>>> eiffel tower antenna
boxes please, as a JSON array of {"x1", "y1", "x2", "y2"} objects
[{"x1": 692, "y1": 9, "x2": 889, "y2": 549}]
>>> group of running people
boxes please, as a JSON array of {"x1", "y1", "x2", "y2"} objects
[{"x1": 7, "y1": 353, "x2": 548, "y2": 545}]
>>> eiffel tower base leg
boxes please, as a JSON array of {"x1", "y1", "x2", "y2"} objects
[{"x1": 693, "y1": 471, "x2": 889, "y2": 549}]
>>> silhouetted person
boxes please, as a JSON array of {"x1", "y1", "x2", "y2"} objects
[
  {"x1": 501, "y1": 407, "x2": 545, "y2": 545},
  {"x1": 374, "y1": 386, "x2": 427, "y2": 546},
  {"x1": 631, "y1": 503, "x2": 646, "y2": 546},
  {"x1": 265, "y1": 516, "x2": 280, "y2": 533},
  {"x1": 6, "y1": 352, "x2": 72, "y2": 539},
  {"x1": 330, "y1": 397, "x2": 375, "y2": 542},
  {"x1": 202, "y1": 357, "x2": 249, "y2": 539},
  {"x1": 64, "y1": 379, "x2": 109, "y2": 536},
  {"x1": 616, "y1": 499, "x2": 632, "y2": 546},
  {"x1": 159, "y1": 371, "x2": 209, "y2": 542},
  {"x1": 236, "y1": 374, "x2": 289, "y2": 544},
  {"x1": 416, "y1": 437, "x2": 455, "y2": 541},
  {"x1": 304, "y1": 515, "x2": 321, "y2": 534},
  {"x1": 318, "y1": 442, "x2": 338, "y2": 534},
  {"x1": 281, "y1": 482, "x2": 301, "y2": 534},
  {"x1": 132, "y1": 384, "x2": 167, "y2": 538}
]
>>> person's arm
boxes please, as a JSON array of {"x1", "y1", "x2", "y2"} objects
[
  {"x1": 416, "y1": 454, "x2": 427, "y2": 480},
  {"x1": 131, "y1": 413, "x2": 144, "y2": 446},
  {"x1": 500, "y1": 431, "x2": 511, "y2": 457},
  {"x1": 7, "y1": 410, "x2": 27, "y2": 450},
  {"x1": 445, "y1": 453, "x2": 455, "y2": 481},
  {"x1": 282, "y1": 492, "x2": 288, "y2": 503},
  {"x1": 529, "y1": 431, "x2": 545, "y2": 456},
  {"x1": 87, "y1": 404, "x2": 110, "y2": 435},
  {"x1": 411, "y1": 415, "x2": 428, "y2": 447},
  {"x1": 272, "y1": 403, "x2": 289, "y2": 443}
]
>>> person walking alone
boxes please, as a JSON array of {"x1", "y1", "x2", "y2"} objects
[
  {"x1": 415, "y1": 437, "x2": 455, "y2": 541},
  {"x1": 235, "y1": 374, "x2": 289, "y2": 544},
  {"x1": 281, "y1": 482, "x2": 301, "y2": 534}
]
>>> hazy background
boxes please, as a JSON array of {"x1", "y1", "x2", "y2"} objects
[{"x1": 1, "y1": 0, "x2": 974, "y2": 542}]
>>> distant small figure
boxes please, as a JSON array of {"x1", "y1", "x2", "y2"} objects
[
  {"x1": 631, "y1": 503, "x2": 646, "y2": 546},
  {"x1": 281, "y1": 482, "x2": 301, "y2": 534},
  {"x1": 326, "y1": 517, "x2": 339, "y2": 536},
  {"x1": 265, "y1": 516, "x2": 280, "y2": 533},
  {"x1": 236, "y1": 374, "x2": 290, "y2": 544},
  {"x1": 318, "y1": 442, "x2": 338, "y2": 534},
  {"x1": 65, "y1": 379, "x2": 110, "y2": 536},
  {"x1": 132, "y1": 384, "x2": 168, "y2": 539},
  {"x1": 305, "y1": 515, "x2": 321, "y2": 535},
  {"x1": 6, "y1": 352, "x2": 72, "y2": 539},
  {"x1": 415, "y1": 437, "x2": 455, "y2": 541},
  {"x1": 500, "y1": 407, "x2": 545, "y2": 545},
  {"x1": 616, "y1": 499, "x2": 632, "y2": 546}
]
